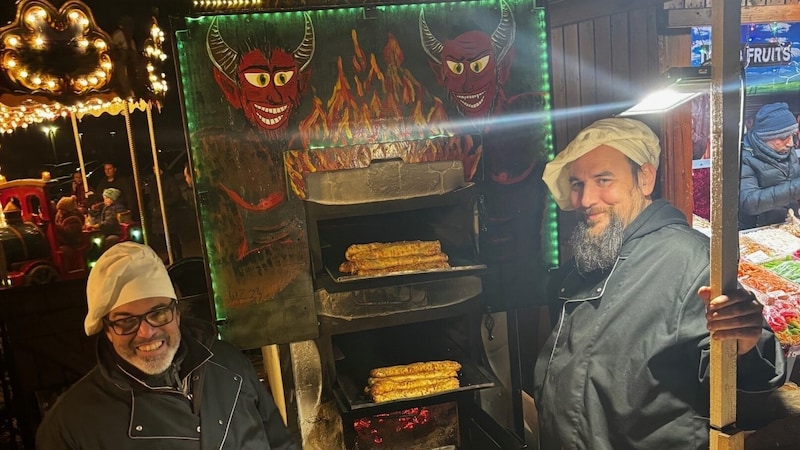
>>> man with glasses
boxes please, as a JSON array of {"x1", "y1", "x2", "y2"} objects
[{"x1": 36, "y1": 242, "x2": 298, "y2": 450}]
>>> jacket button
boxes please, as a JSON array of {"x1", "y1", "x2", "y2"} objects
[
  {"x1": 193, "y1": 375, "x2": 200, "y2": 381},
  {"x1": 196, "y1": 426, "x2": 201, "y2": 433},
  {"x1": 135, "y1": 425, "x2": 143, "y2": 431},
  {"x1": 596, "y1": 287, "x2": 602, "y2": 293},
  {"x1": 233, "y1": 376, "x2": 238, "y2": 381},
  {"x1": 560, "y1": 288, "x2": 565, "y2": 293},
  {"x1": 218, "y1": 419, "x2": 224, "y2": 425}
]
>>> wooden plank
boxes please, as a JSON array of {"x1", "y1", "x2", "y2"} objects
[
  {"x1": 664, "y1": 0, "x2": 685, "y2": 8},
  {"x1": 593, "y1": 16, "x2": 614, "y2": 111},
  {"x1": 610, "y1": 12, "x2": 630, "y2": 103},
  {"x1": 646, "y1": 7, "x2": 660, "y2": 80},
  {"x1": 562, "y1": 23, "x2": 583, "y2": 141},
  {"x1": 667, "y1": 5, "x2": 800, "y2": 28},
  {"x1": 549, "y1": 0, "x2": 669, "y2": 27},
  {"x1": 549, "y1": 26, "x2": 568, "y2": 152},
  {"x1": 710, "y1": 429, "x2": 745, "y2": 450},
  {"x1": 578, "y1": 20, "x2": 597, "y2": 127},
  {"x1": 628, "y1": 9, "x2": 650, "y2": 92},
  {"x1": 660, "y1": 103, "x2": 694, "y2": 219},
  {"x1": 709, "y1": 0, "x2": 742, "y2": 446}
]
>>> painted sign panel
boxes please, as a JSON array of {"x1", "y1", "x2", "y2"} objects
[
  {"x1": 692, "y1": 22, "x2": 800, "y2": 94},
  {"x1": 174, "y1": 0, "x2": 555, "y2": 347}
]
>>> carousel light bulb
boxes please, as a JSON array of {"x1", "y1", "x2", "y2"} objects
[
  {"x1": 94, "y1": 39, "x2": 106, "y2": 49},
  {"x1": 33, "y1": 36, "x2": 44, "y2": 47},
  {"x1": 32, "y1": 76, "x2": 41, "y2": 85},
  {"x1": 25, "y1": 12, "x2": 38, "y2": 25},
  {"x1": 46, "y1": 79, "x2": 55, "y2": 88},
  {"x1": 88, "y1": 76, "x2": 98, "y2": 85},
  {"x1": 101, "y1": 61, "x2": 112, "y2": 70},
  {"x1": 78, "y1": 39, "x2": 89, "y2": 48},
  {"x1": 5, "y1": 60, "x2": 15, "y2": 68},
  {"x1": 7, "y1": 36, "x2": 19, "y2": 47},
  {"x1": 68, "y1": 10, "x2": 79, "y2": 21},
  {"x1": 79, "y1": 18, "x2": 89, "y2": 27},
  {"x1": 18, "y1": 70, "x2": 27, "y2": 78}
]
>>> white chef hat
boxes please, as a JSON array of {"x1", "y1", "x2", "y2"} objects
[
  {"x1": 84, "y1": 242, "x2": 176, "y2": 335},
  {"x1": 542, "y1": 118, "x2": 661, "y2": 211}
]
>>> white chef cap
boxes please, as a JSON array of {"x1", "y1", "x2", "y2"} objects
[
  {"x1": 542, "y1": 118, "x2": 661, "y2": 211},
  {"x1": 84, "y1": 242, "x2": 176, "y2": 335}
]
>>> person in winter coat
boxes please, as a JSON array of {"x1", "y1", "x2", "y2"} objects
[
  {"x1": 35, "y1": 242, "x2": 298, "y2": 450},
  {"x1": 535, "y1": 118, "x2": 784, "y2": 450},
  {"x1": 54, "y1": 196, "x2": 85, "y2": 247},
  {"x1": 739, "y1": 102, "x2": 800, "y2": 229}
]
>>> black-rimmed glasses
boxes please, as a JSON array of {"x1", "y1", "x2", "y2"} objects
[{"x1": 103, "y1": 300, "x2": 178, "y2": 335}]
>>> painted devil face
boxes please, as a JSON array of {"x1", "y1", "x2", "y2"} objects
[
  {"x1": 420, "y1": 0, "x2": 515, "y2": 124},
  {"x1": 207, "y1": 14, "x2": 315, "y2": 139},
  {"x1": 237, "y1": 49, "x2": 302, "y2": 132},
  {"x1": 439, "y1": 32, "x2": 497, "y2": 119}
]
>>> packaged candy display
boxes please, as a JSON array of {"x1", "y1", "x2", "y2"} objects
[
  {"x1": 739, "y1": 261, "x2": 800, "y2": 303},
  {"x1": 763, "y1": 298, "x2": 800, "y2": 347},
  {"x1": 739, "y1": 261, "x2": 800, "y2": 348},
  {"x1": 740, "y1": 235, "x2": 781, "y2": 263},
  {"x1": 740, "y1": 227, "x2": 800, "y2": 257}
]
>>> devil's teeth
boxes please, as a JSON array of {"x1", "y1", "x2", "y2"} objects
[{"x1": 254, "y1": 103, "x2": 289, "y2": 114}]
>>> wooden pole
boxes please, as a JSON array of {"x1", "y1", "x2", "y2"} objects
[
  {"x1": 145, "y1": 103, "x2": 174, "y2": 265},
  {"x1": 70, "y1": 114, "x2": 88, "y2": 195},
  {"x1": 708, "y1": 0, "x2": 742, "y2": 448},
  {"x1": 122, "y1": 100, "x2": 148, "y2": 245}
]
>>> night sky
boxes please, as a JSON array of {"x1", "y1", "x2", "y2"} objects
[{"x1": 0, "y1": 0, "x2": 193, "y2": 182}]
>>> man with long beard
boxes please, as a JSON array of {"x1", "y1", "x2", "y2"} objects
[
  {"x1": 533, "y1": 118, "x2": 785, "y2": 449},
  {"x1": 36, "y1": 242, "x2": 298, "y2": 450}
]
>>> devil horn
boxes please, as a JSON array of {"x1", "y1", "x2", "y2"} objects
[
  {"x1": 206, "y1": 17, "x2": 239, "y2": 83},
  {"x1": 491, "y1": 0, "x2": 516, "y2": 63},
  {"x1": 293, "y1": 12, "x2": 315, "y2": 72},
  {"x1": 419, "y1": 8, "x2": 442, "y2": 64}
]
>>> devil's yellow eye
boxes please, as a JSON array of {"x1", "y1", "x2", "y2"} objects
[
  {"x1": 470, "y1": 55, "x2": 490, "y2": 74},
  {"x1": 274, "y1": 70, "x2": 294, "y2": 87},
  {"x1": 244, "y1": 72, "x2": 270, "y2": 87},
  {"x1": 446, "y1": 60, "x2": 464, "y2": 75}
]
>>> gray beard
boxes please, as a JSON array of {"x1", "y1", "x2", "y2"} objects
[{"x1": 570, "y1": 212, "x2": 625, "y2": 274}]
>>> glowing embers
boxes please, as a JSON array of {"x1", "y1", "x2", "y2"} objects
[
  {"x1": 0, "y1": 0, "x2": 114, "y2": 96},
  {"x1": 352, "y1": 403, "x2": 458, "y2": 449}
]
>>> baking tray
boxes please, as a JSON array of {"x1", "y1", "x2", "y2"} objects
[
  {"x1": 334, "y1": 357, "x2": 497, "y2": 412},
  {"x1": 322, "y1": 246, "x2": 486, "y2": 283}
]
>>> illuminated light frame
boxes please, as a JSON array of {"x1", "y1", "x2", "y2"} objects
[
  {"x1": 0, "y1": 0, "x2": 114, "y2": 97},
  {"x1": 143, "y1": 18, "x2": 169, "y2": 97},
  {"x1": 533, "y1": 7, "x2": 559, "y2": 270}
]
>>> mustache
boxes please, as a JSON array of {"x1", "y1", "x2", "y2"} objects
[{"x1": 580, "y1": 206, "x2": 612, "y2": 217}]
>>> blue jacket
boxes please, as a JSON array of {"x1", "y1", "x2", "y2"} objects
[
  {"x1": 533, "y1": 200, "x2": 784, "y2": 450},
  {"x1": 36, "y1": 318, "x2": 298, "y2": 450}
]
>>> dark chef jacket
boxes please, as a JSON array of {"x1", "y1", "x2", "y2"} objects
[
  {"x1": 533, "y1": 200, "x2": 785, "y2": 450},
  {"x1": 36, "y1": 317, "x2": 298, "y2": 450}
]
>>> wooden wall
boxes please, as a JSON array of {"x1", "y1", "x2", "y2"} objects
[{"x1": 547, "y1": 0, "x2": 800, "y2": 237}]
